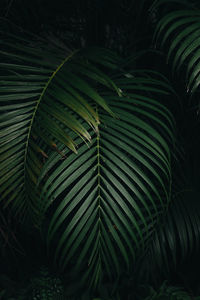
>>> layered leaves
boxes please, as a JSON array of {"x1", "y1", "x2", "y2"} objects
[
  {"x1": 36, "y1": 73, "x2": 174, "y2": 288},
  {"x1": 154, "y1": 9, "x2": 200, "y2": 95},
  {"x1": 0, "y1": 32, "x2": 121, "y2": 218},
  {"x1": 0, "y1": 29, "x2": 175, "y2": 291},
  {"x1": 141, "y1": 189, "x2": 200, "y2": 282}
]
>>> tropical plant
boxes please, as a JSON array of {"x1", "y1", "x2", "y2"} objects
[{"x1": 1, "y1": 0, "x2": 200, "y2": 299}]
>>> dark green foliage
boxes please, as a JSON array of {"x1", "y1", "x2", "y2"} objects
[{"x1": 1, "y1": 0, "x2": 200, "y2": 299}]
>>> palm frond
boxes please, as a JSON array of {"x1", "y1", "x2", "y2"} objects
[
  {"x1": 154, "y1": 9, "x2": 200, "y2": 95},
  {"x1": 0, "y1": 32, "x2": 120, "y2": 219},
  {"x1": 36, "y1": 72, "x2": 175, "y2": 289},
  {"x1": 139, "y1": 186, "x2": 200, "y2": 284}
]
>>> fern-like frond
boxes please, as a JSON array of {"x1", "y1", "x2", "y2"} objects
[
  {"x1": 36, "y1": 72, "x2": 174, "y2": 289},
  {"x1": 0, "y1": 32, "x2": 120, "y2": 220},
  {"x1": 154, "y1": 9, "x2": 200, "y2": 95}
]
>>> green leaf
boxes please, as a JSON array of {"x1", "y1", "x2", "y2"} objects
[{"x1": 36, "y1": 77, "x2": 173, "y2": 288}]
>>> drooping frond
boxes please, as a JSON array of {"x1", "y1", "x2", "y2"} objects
[
  {"x1": 138, "y1": 159, "x2": 200, "y2": 283},
  {"x1": 36, "y1": 71, "x2": 175, "y2": 289},
  {"x1": 154, "y1": 9, "x2": 200, "y2": 95},
  {"x1": 0, "y1": 32, "x2": 121, "y2": 219}
]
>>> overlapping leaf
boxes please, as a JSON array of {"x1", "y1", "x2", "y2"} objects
[
  {"x1": 140, "y1": 188, "x2": 200, "y2": 284},
  {"x1": 0, "y1": 29, "x2": 175, "y2": 291},
  {"x1": 36, "y1": 73, "x2": 174, "y2": 288},
  {"x1": 138, "y1": 148, "x2": 200, "y2": 282},
  {"x1": 0, "y1": 32, "x2": 120, "y2": 219},
  {"x1": 154, "y1": 9, "x2": 200, "y2": 94}
]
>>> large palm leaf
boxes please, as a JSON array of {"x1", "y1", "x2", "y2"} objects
[
  {"x1": 0, "y1": 31, "x2": 121, "y2": 219},
  {"x1": 0, "y1": 29, "x2": 175, "y2": 291},
  {"x1": 36, "y1": 70, "x2": 175, "y2": 289}
]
